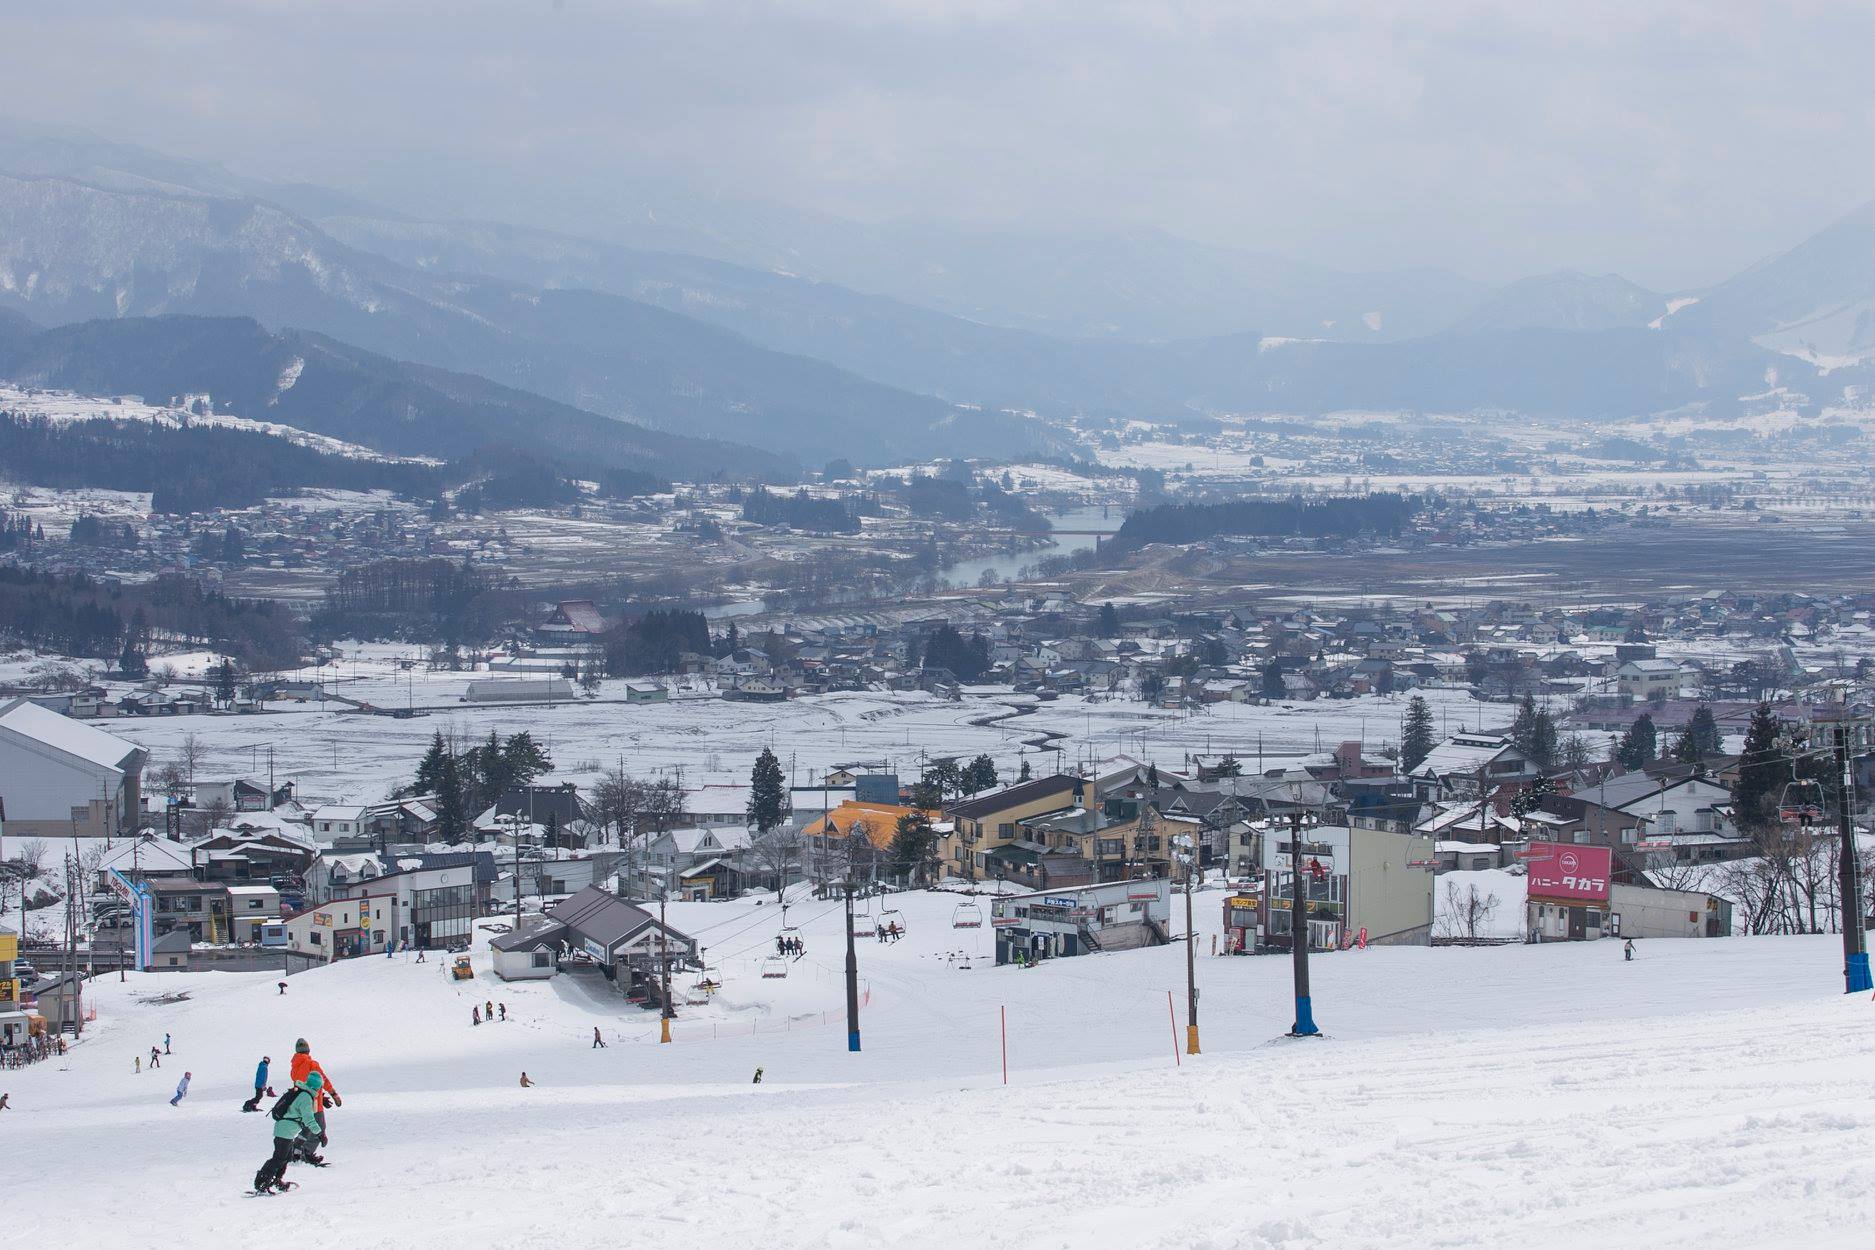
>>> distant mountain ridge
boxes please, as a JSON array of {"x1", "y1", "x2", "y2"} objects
[
  {"x1": 6, "y1": 118, "x2": 1875, "y2": 431},
  {"x1": 0, "y1": 314, "x2": 790, "y2": 481},
  {"x1": 1443, "y1": 270, "x2": 1665, "y2": 336},
  {"x1": 0, "y1": 172, "x2": 1022, "y2": 465}
]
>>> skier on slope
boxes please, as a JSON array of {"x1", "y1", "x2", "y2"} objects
[
  {"x1": 244, "y1": 1056, "x2": 272, "y2": 1112},
  {"x1": 1623, "y1": 938, "x2": 1635, "y2": 962},
  {"x1": 254, "y1": 1071, "x2": 324, "y2": 1193},
  {"x1": 289, "y1": 1038, "x2": 341, "y2": 1157}
]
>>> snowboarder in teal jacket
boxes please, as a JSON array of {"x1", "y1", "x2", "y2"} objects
[{"x1": 254, "y1": 1071, "x2": 323, "y2": 1192}]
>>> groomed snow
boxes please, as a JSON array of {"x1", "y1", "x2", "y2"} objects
[{"x1": 6, "y1": 887, "x2": 1871, "y2": 1248}]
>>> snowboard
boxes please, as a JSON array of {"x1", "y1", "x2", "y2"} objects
[{"x1": 246, "y1": 1183, "x2": 297, "y2": 1196}]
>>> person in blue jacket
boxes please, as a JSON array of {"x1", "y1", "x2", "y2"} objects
[
  {"x1": 243, "y1": 1056, "x2": 271, "y2": 1112},
  {"x1": 254, "y1": 1071, "x2": 323, "y2": 1192}
]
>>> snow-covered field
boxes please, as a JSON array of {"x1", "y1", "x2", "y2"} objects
[
  {"x1": 6, "y1": 887, "x2": 1870, "y2": 1248},
  {"x1": 97, "y1": 644, "x2": 1500, "y2": 805}
]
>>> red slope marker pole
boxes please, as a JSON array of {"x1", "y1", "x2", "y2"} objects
[{"x1": 1168, "y1": 990, "x2": 1180, "y2": 1067}]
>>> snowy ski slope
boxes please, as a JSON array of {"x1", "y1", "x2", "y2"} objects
[{"x1": 5, "y1": 888, "x2": 1871, "y2": 1248}]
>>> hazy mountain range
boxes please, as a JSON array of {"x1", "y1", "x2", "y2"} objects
[{"x1": 2, "y1": 117, "x2": 1874, "y2": 481}]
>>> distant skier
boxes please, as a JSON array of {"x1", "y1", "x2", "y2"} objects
[
  {"x1": 752, "y1": 1067, "x2": 764, "y2": 1084},
  {"x1": 164, "y1": 1032, "x2": 172, "y2": 1054},
  {"x1": 0, "y1": 1092, "x2": 10, "y2": 1111},
  {"x1": 485, "y1": 999, "x2": 494, "y2": 1020},
  {"x1": 592, "y1": 1026, "x2": 606, "y2": 1049},
  {"x1": 519, "y1": 1072, "x2": 535, "y2": 1088},
  {"x1": 244, "y1": 1056, "x2": 271, "y2": 1112},
  {"x1": 473, "y1": 1006, "x2": 481, "y2": 1026},
  {"x1": 170, "y1": 1071, "x2": 191, "y2": 1106},
  {"x1": 254, "y1": 1071, "x2": 324, "y2": 1193},
  {"x1": 135, "y1": 1055, "x2": 141, "y2": 1073},
  {"x1": 498, "y1": 1003, "x2": 507, "y2": 1021},
  {"x1": 277, "y1": 981, "x2": 288, "y2": 995},
  {"x1": 150, "y1": 1046, "x2": 162, "y2": 1070},
  {"x1": 1623, "y1": 938, "x2": 1635, "y2": 962}
]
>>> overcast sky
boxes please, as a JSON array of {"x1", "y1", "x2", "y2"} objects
[{"x1": 10, "y1": 1, "x2": 1875, "y2": 289}]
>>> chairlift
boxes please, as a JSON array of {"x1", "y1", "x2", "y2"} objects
[
  {"x1": 850, "y1": 896, "x2": 876, "y2": 938},
  {"x1": 1778, "y1": 778, "x2": 1827, "y2": 826},
  {"x1": 951, "y1": 901, "x2": 984, "y2": 930},
  {"x1": 760, "y1": 956, "x2": 789, "y2": 979},
  {"x1": 685, "y1": 969, "x2": 721, "y2": 1005},
  {"x1": 879, "y1": 907, "x2": 907, "y2": 938}
]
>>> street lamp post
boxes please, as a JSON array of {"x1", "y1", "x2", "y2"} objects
[
  {"x1": 1287, "y1": 810, "x2": 1321, "y2": 1037},
  {"x1": 843, "y1": 879, "x2": 861, "y2": 1052}
]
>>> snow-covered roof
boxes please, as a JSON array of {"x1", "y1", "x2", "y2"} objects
[
  {"x1": 0, "y1": 697, "x2": 144, "y2": 773},
  {"x1": 95, "y1": 837, "x2": 195, "y2": 876}
]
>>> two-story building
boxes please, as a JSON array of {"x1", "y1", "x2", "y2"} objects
[
  {"x1": 942, "y1": 774, "x2": 1088, "y2": 880},
  {"x1": 1256, "y1": 823, "x2": 1435, "y2": 953}
]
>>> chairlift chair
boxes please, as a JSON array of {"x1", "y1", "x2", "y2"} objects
[
  {"x1": 760, "y1": 956, "x2": 789, "y2": 979},
  {"x1": 952, "y1": 902, "x2": 984, "y2": 930},
  {"x1": 850, "y1": 896, "x2": 876, "y2": 939},
  {"x1": 879, "y1": 907, "x2": 907, "y2": 938},
  {"x1": 1777, "y1": 779, "x2": 1827, "y2": 827}
]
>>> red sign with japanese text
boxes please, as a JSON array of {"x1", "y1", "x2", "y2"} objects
[{"x1": 1525, "y1": 841, "x2": 1611, "y2": 902}]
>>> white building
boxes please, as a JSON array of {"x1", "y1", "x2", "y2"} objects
[
  {"x1": 1616, "y1": 659, "x2": 1683, "y2": 702},
  {"x1": 0, "y1": 698, "x2": 147, "y2": 839}
]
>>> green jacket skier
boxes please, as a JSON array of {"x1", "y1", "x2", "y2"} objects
[{"x1": 254, "y1": 1071, "x2": 323, "y2": 1192}]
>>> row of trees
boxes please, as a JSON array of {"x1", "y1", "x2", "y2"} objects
[
  {"x1": 920, "y1": 624, "x2": 992, "y2": 683},
  {"x1": 0, "y1": 411, "x2": 445, "y2": 515},
  {"x1": 409, "y1": 731, "x2": 555, "y2": 838},
  {"x1": 1113, "y1": 492, "x2": 1421, "y2": 548},
  {"x1": 0, "y1": 566, "x2": 301, "y2": 669}
]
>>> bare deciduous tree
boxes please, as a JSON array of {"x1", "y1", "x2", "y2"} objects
[{"x1": 1438, "y1": 880, "x2": 1503, "y2": 941}]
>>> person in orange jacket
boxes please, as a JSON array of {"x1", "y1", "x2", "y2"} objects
[{"x1": 289, "y1": 1038, "x2": 341, "y2": 1150}]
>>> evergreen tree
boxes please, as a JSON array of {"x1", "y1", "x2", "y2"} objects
[
  {"x1": 1017, "y1": 756, "x2": 1032, "y2": 782},
  {"x1": 1674, "y1": 703, "x2": 1722, "y2": 763},
  {"x1": 213, "y1": 657, "x2": 238, "y2": 708},
  {"x1": 746, "y1": 747, "x2": 787, "y2": 835},
  {"x1": 1212, "y1": 755, "x2": 1243, "y2": 778},
  {"x1": 1510, "y1": 772, "x2": 1554, "y2": 817},
  {"x1": 474, "y1": 731, "x2": 511, "y2": 808},
  {"x1": 1146, "y1": 762, "x2": 1160, "y2": 789},
  {"x1": 887, "y1": 810, "x2": 936, "y2": 883},
  {"x1": 414, "y1": 731, "x2": 451, "y2": 797},
  {"x1": 1510, "y1": 693, "x2": 1538, "y2": 757},
  {"x1": 1559, "y1": 733, "x2": 1593, "y2": 770},
  {"x1": 502, "y1": 732, "x2": 554, "y2": 786},
  {"x1": 1732, "y1": 702, "x2": 1783, "y2": 830},
  {"x1": 1614, "y1": 713, "x2": 1658, "y2": 771},
  {"x1": 923, "y1": 759, "x2": 963, "y2": 802},
  {"x1": 1261, "y1": 659, "x2": 1285, "y2": 699},
  {"x1": 1401, "y1": 695, "x2": 1436, "y2": 773},
  {"x1": 961, "y1": 754, "x2": 998, "y2": 795},
  {"x1": 1097, "y1": 602, "x2": 1121, "y2": 637},
  {"x1": 435, "y1": 751, "x2": 469, "y2": 838}
]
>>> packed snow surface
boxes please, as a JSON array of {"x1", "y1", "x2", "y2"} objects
[{"x1": 5, "y1": 886, "x2": 1870, "y2": 1248}]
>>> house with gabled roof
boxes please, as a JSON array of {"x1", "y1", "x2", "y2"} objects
[{"x1": 0, "y1": 697, "x2": 147, "y2": 839}]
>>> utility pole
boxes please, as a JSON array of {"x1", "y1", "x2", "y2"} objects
[
  {"x1": 658, "y1": 890, "x2": 674, "y2": 1044},
  {"x1": 509, "y1": 812, "x2": 523, "y2": 928},
  {"x1": 1837, "y1": 725, "x2": 1871, "y2": 993},
  {"x1": 843, "y1": 879, "x2": 861, "y2": 1051},
  {"x1": 1287, "y1": 810, "x2": 1320, "y2": 1037},
  {"x1": 1184, "y1": 843, "x2": 1199, "y2": 1055}
]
